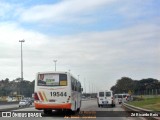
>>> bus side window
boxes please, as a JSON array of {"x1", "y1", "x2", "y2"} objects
[
  {"x1": 71, "y1": 78, "x2": 74, "y2": 91},
  {"x1": 71, "y1": 77, "x2": 77, "y2": 91},
  {"x1": 79, "y1": 84, "x2": 81, "y2": 92},
  {"x1": 78, "y1": 82, "x2": 81, "y2": 92},
  {"x1": 76, "y1": 82, "x2": 79, "y2": 92},
  {"x1": 75, "y1": 81, "x2": 77, "y2": 91},
  {"x1": 71, "y1": 77, "x2": 81, "y2": 92}
]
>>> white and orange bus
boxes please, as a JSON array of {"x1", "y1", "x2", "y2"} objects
[{"x1": 34, "y1": 71, "x2": 83, "y2": 114}]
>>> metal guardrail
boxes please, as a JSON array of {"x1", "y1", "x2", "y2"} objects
[{"x1": 123, "y1": 102, "x2": 160, "y2": 120}]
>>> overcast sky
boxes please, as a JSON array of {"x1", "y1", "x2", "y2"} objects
[{"x1": 0, "y1": 0, "x2": 159, "y2": 92}]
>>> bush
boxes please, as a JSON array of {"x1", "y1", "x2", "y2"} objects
[{"x1": 133, "y1": 96, "x2": 145, "y2": 101}]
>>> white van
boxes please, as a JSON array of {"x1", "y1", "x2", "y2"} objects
[
  {"x1": 114, "y1": 94, "x2": 123, "y2": 104},
  {"x1": 97, "y1": 90, "x2": 115, "y2": 107},
  {"x1": 114, "y1": 93, "x2": 131, "y2": 104}
]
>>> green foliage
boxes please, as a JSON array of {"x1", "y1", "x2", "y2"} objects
[
  {"x1": 110, "y1": 77, "x2": 160, "y2": 95},
  {"x1": 128, "y1": 97, "x2": 160, "y2": 111},
  {"x1": 132, "y1": 96, "x2": 145, "y2": 101},
  {"x1": 0, "y1": 78, "x2": 35, "y2": 97},
  {"x1": 111, "y1": 77, "x2": 134, "y2": 94}
]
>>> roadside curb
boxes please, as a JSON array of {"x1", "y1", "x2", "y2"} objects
[{"x1": 0, "y1": 105, "x2": 34, "y2": 111}]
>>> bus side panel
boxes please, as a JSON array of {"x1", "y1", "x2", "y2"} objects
[
  {"x1": 70, "y1": 91, "x2": 81, "y2": 111},
  {"x1": 78, "y1": 92, "x2": 81, "y2": 109},
  {"x1": 71, "y1": 91, "x2": 76, "y2": 111}
]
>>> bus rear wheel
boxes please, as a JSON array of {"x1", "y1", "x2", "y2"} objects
[
  {"x1": 43, "y1": 109, "x2": 52, "y2": 115},
  {"x1": 77, "y1": 108, "x2": 80, "y2": 112}
]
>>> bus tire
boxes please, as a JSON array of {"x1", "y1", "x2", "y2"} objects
[
  {"x1": 77, "y1": 108, "x2": 80, "y2": 112},
  {"x1": 75, "y1": 101, "x2": 76, "y2": 111},
  {"x1": 69, "y1": 110, "x2": 76, "y2": 115},
  {"x1": 44, "y1": 109, "x2": 52, "y2": 115}
]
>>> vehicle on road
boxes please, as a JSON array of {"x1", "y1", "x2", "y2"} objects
[
  {"x1": 114, "y1": 93, "x2": 132, "y2": 104},
  {"x1": 97, "y1": 90, "x2": 115, "y2": 107},
  {"x1": 23, "y1": 97, "x2": 34, "y2": 105},
  {"x1": 23, "y1": 98, "x2": 32, "y2": 105},
  {"x1": 34, "y1": 71, "x2": 83, "y2": 114},
  {"x1": 19, "y1": 100, "x2": 30, "y2": 107},
  {"x1": 114, "y1": 94, "x2": 123, "y2": 104}
]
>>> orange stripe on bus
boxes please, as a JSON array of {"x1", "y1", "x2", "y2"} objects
[
  {"x1": 42, "y1": 91, "x2": 48, "y2": 102},
  {"x1": 38, "y1": 92, "x2": 44, "y2": 101},
  {"x1": 41, "y1": 92, "x2": 46, "y2": 102},
  {"x1": 34, "y1": 102, "x2": 71, "y2": 109}
]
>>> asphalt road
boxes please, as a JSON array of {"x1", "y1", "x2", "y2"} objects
[
  {"x1": 0, "y1": 104, "x2": 18, "y2": 110},
  {"x1": 0, "y1": 100, "x2": 144, "y2": 120}
]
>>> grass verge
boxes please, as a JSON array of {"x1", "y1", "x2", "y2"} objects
[{"x1": 128, "y1": 96, "x2": 160, "y2": 111}]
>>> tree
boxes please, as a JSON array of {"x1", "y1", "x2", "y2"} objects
[
  {"x1": 0, "y1": 78, "x2": 35, "y2": 97},
  {"x1": 111, "y1": 77, "x2": 134, "y2": 93},
  {"x1": 110, "y1": 77, "x2": 160, "y2": 95}
]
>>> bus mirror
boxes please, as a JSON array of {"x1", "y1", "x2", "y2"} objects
[{"x1": 81, "y1": 88, "x2": 83, "y2": 92}]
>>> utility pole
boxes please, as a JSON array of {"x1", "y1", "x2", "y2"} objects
[
  {"x1": 84, "y1": 78, "x2": 86, "y2": 93},
  {"x1": 53, "y1": 60, "x2": 57, "y2": 71},
  {"x1": 19, "y1": 39, "x2": 25, "y2": 81}
]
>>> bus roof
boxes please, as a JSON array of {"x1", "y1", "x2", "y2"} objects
[{"x1": 37, "y1": 71, "x2": 68, "y2": 74}]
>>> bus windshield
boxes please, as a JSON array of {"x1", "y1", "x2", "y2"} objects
[{"x1": 37, "y1": 73, "x2": 67, "y2": 86}]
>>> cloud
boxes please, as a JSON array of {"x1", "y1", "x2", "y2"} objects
[
  {"x1": 0, "y1": 22, "x2": 48, "y2": 65},
  {"x1": 0, "y1": 2, "x2": 22, "y2": 21},
  {"x1": 15, "y1": 0, "x2": 159, "y2": 25},
  {"x1": 0, "y1": 0, "x2": 159, "y2": 93},
  {"x1": 18, "y1": 0, "x2": 117, "y2": 23},
  {"x1": 0, "y1": 2, "x2": 12, "y2": 18},
  {"x1": 114, "y1": 0, "x2": 160, "y2": 29},
  {"x1": 0, "y1": 19, "x2": 159, "y2": 91}
]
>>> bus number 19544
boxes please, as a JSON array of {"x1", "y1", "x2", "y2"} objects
[{"x1": 50, "y1": 92, "x2": 67, "y2": 97}]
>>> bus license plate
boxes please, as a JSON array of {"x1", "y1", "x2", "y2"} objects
[{"x1": 49, "y1": 99, "x2": 56, "y2": 102}]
